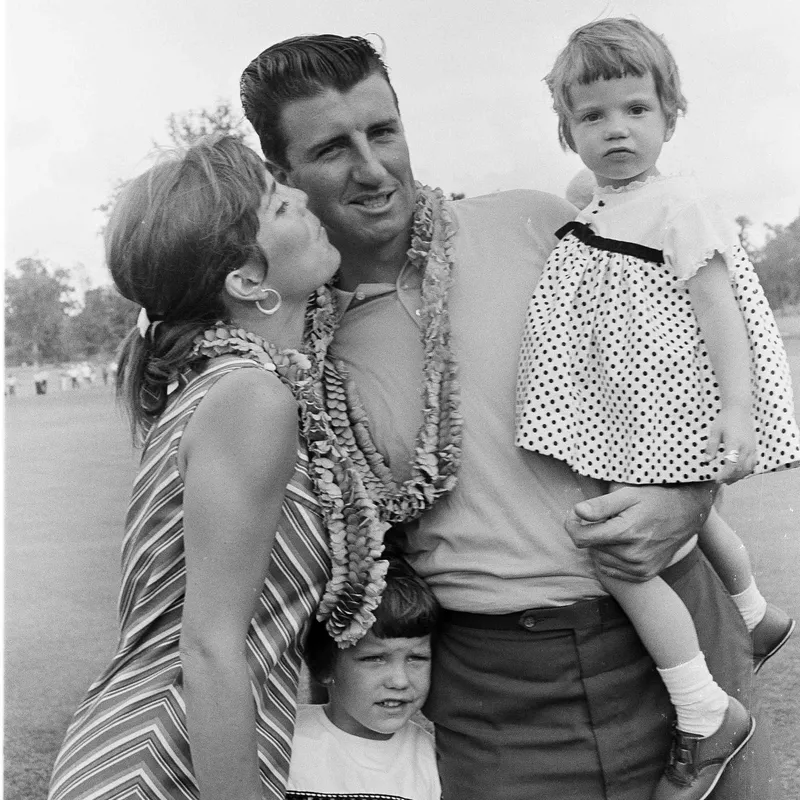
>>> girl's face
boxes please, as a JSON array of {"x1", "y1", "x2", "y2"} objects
[
  {"x1": 255, "y1": 179, "x2": 340, "y2": 300},
  {"x1": 567, "y1": 72, "x2": 674, "y2": 189},
  {"x1": 325, "y1": 631, "x2": 432, "y2": 740}
]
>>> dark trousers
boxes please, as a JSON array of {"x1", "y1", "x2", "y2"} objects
[{"x1": 426, "y1": 548, "x2": 774, "y2": 800}]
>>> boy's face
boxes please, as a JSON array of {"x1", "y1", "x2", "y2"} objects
[{"x1": 326, "y1": 631, "x2": 432, "y2": 740}]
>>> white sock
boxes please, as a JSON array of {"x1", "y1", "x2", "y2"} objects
[
  {"x1": 731, "y1": 579, "x2": 768, "y2": 632},
  {"x1": 657, "y1": 652, "x2": 729, "y2": 737}
]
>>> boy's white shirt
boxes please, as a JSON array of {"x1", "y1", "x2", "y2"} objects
[{"x1": 287, "y1": 704, "x2": 441, "y2": 799}]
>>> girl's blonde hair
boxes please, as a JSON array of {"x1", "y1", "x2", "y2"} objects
[{"x1": 546, "y1": 18, "x2": 687, "y2": 152}]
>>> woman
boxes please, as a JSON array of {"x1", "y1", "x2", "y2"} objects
[{"x1": 48, "y1": 135, "x2": 342, "y2": 800}]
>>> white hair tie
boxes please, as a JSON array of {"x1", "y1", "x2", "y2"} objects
[{"x1": 136, "y1": 307, "x2": 162, "y2": 339}]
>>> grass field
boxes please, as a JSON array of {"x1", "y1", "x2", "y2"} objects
[{"x1": 5, "y1": 340, "x2": 800, "y2": 799}]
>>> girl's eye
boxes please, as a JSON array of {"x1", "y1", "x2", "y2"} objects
[
  {"x1": 583, "y1": 113, "x2": 601, "y2": 123},
  {"x1": 276, "y1": 200, "x2": 289, "y2": 215}
]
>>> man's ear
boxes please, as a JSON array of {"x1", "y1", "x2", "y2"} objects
[{"x1": 223, "y1": 261, "x2": 267, "y2": 303}]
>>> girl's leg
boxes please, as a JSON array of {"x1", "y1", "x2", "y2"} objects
[
  {"x1": 698, "y1": 506, "x2": 753, "y2": 594},
  {"x1": 599, "y1": 570, "x2": 728, "y2": 737},
  {"x1": 700, "y1": 507, "x2": 771, "y2": 632}
]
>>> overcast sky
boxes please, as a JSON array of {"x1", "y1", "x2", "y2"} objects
[{"x1": 5, "y1": 0, "x2": 800, "y2": 289}]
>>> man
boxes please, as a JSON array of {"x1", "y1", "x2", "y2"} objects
[{"x1": 241, "y1": 35, "x2": 771, "y2": 799}]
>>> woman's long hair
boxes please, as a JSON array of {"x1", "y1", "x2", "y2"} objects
[{"x1": 107, "y1": 135, "x2": 269, "y2": 443}]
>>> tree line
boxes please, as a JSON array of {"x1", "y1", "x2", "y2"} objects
[{"x1": 5, "y1": 103, "x2": 800, "y2": 367}]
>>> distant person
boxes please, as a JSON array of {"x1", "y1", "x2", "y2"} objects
[
  {"x1": 47, "y1": 135, "x2": 361, "y2": 800},
  {"x1": 288, "y1": 554, "x2": 441, "y2": 800},
  {"x1": 6, "y1": 372, "x2": 18, "y2": 396},
  {"x1": 80, "y1": 362, "x2": 94, "y2": 385},
  {"x1": 33, "y1": 369, "x2": 49, "y2": 395},
  {"x1": 68, "y1": 365, "x2": 80, "y2": 389},
  {"x1": 515, "y1": 18, "x2": 800, "y2": 799}
]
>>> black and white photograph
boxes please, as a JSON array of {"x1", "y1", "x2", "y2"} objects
[{"x1": 5, "y1": 1, "x2": 800, "y2": 798}]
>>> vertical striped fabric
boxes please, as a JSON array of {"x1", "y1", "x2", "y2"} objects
[{"x1": 49, "y1": 356, "x2": 330, "y2": 800}]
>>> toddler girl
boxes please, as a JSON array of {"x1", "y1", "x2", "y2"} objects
[{"x1": 515, "y1": 18, "x2": 800, "y2": 800}]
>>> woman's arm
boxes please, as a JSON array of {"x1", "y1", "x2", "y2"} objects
[
  {"x1": 687, "y1": 253, "x2": 756, "y2": 482},
  {"x1": 178, "y1": 368, "x2": 298, "y2": 800}
]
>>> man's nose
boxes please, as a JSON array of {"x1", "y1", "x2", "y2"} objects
[{"x1": 352, "y1": 140, "x2": 389, "y2": 184}]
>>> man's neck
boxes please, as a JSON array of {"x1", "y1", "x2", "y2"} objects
[{"x1": 335, "y1": 238, "x2": 409, "y2": 292}]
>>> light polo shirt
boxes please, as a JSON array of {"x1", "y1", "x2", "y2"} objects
[{"x1": 330, "y1": 189, "x2": 608, "y2": 613}]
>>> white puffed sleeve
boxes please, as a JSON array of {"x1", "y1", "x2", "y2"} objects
[{"x1": 662, "y1": 197, "x2": 741, "y2": 281}]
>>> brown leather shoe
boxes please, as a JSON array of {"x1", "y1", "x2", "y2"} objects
[
  {"x1": 650, "y1": 696, "x2": 755, "y2": 800},
  {"x1": 752, "y1": 604, "x2": 795, "y2": 674}
]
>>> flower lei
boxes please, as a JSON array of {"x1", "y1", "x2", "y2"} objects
[
  {"x1": 192, "y1": 312, "x2": 389, "y2": 647},
  {"x1": 319, "y1": 183, "x2": 463, "y2": 524},
  {"x1": 189, "y1": 184, "x2": 462, "y2": 647}
]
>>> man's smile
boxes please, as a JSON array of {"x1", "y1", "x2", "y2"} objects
[{"x1": 348, "y1": 190, "x2": 396, "y2": 211}]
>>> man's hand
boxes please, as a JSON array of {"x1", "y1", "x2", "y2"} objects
[{"x1": 565, "y1": 483, "x2": 716, "y2": 582}]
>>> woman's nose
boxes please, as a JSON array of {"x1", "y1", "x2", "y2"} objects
[{"x1": 289, "y1": 187, "x2": 309, "y2": 208}]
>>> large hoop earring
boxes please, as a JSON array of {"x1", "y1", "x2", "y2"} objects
[{"x1": 255, "y1": 287, "x2": 282, "y2": 316}]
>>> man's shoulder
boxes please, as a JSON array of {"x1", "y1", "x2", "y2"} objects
[
  {"x1": 450, "y1": 189, "x2": 575, "y2": 231},
  {"x1": 453, "y1": 187, "x2": 574, "y2": 211}
]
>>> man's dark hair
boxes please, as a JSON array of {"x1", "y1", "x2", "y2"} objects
[
  {"x1": 304, "y1": 549, "x2": 439, "y2": 684},
  {"x1": 240, "y1": 34, "x2": 398, "y2": 168}
]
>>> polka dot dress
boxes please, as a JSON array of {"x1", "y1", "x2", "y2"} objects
[{"x1": 515, "y1": 178, "x2": 800, "y2": 484}]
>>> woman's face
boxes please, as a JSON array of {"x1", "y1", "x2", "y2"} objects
[{"x1": 255, "y1": 178, "x2": 340, "y2": 300}]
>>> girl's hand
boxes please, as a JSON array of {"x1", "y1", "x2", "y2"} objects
[{"x1": 704, "y1": 406, "x2": 757, "y2": 483}]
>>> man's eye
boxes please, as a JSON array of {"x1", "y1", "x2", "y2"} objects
[{"x1": 317, "y1": 144, "x2": 343, "y2": 160}]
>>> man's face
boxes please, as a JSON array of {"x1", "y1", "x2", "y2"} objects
[{"x1": 275, "y1": 73, "x2": 416, "y2": 260}]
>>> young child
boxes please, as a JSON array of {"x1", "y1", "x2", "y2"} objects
[
  {"x1": 287, "y1": 556, "x2": 442, "y2": 800},
  {"x1": 514, "y1": 18, "x2": 800, "y2": 800}
]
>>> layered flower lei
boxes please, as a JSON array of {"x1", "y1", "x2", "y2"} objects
[
  {"x1": 319, "y1": 184, "x2": 463, "y2": 523},
  {"x1": 192, "y1": 311, "x2": 388, "y2": 647},
  {"x1": 190, "y1": 184, "x2": 462, "y2": 646}
]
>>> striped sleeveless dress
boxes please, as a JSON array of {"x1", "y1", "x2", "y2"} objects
[{"x1": 48, "y1": 356, "x2": 330, "y2": 800}]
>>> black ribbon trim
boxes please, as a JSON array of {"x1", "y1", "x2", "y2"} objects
[{"x1": 556, "y1": 221, "x2": 665, "y2": 265}]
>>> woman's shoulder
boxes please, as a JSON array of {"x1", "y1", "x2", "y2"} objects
[{"x1": 179, "y1": 357, "x2": 298, "y2": 467}]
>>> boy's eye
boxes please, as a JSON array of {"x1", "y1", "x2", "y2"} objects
[
  {"x1": 275, "y1": 200, "x2": 289, "y2": 215},
  {"x1": 629, "y1": 106, "x2": 647, "y2": 116},
  {"x1": 582, "y1": 112, "x2": 601, "y2": 123}
]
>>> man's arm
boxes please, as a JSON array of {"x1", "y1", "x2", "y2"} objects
[{"x1": 564, "y1": 482, "x2": 717, "y2": 581}]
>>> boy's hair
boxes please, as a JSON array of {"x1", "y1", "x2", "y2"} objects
[
  {"x1": 305, "y1": 552, "x2": 440, "y2": 684},
  {"x1": 107, "y1": 135, "x2": 269, "y2": 442},
  {"x1": 240, "y1": 34, "x2": 398, "y2": 168},
  {"x1": 545, "y1": 18, "x2": 687, "y2": 152}
]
